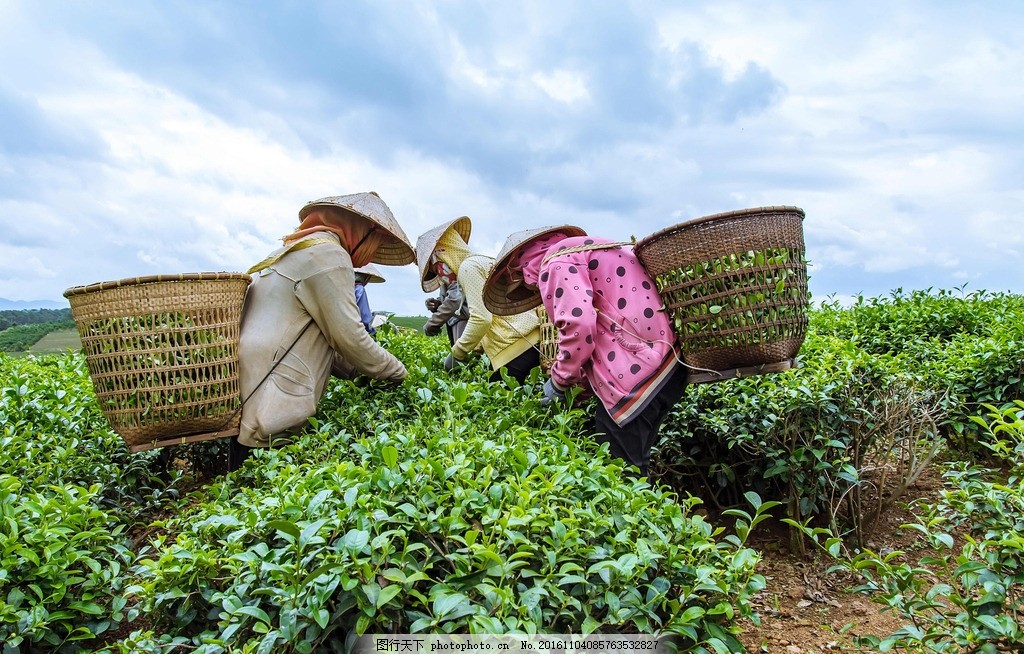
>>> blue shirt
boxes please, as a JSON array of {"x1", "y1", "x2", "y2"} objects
[{"x1": 354, "y1": 284, "x2": 375, "y2": 336}]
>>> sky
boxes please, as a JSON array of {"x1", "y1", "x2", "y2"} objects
[{"x1": 1, "y1": 0, "x2": 1021, "y2": 315}]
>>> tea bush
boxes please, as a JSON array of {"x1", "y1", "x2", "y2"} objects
[
  {"x1": 792, "y1": 401, "x2": 1024, "y2": 652},
  {"x1": 125, "y1": 333, "x2": 764, "y2": 652},
  {"x1": 813, "y1": 288, "x2": 1024, "y2": 449},
  {"x1": 4, "y1": 288, "x2": 1022, "y2": 652},
  {"x1": 921, "y1": 323, "x2": 1024, "y2": 450},
  {"x1": 0, "y1": 476, "x2": 133, "y2": 652},
  {"x1": 656, "y1": 289, "x2": 1023, "y2": 545},
  {"x1": 0, "y1": 353, "x2": 186, "y2": 649},
  {"x1": 810, "y1": 287, "x2": 1023, "y2": 352},
  {"x1": 656, "y1": 331, "x2": 942, "y2": 548},
  {"x1": 0, "y1": 354, "x2": 175, "y2": 514}
]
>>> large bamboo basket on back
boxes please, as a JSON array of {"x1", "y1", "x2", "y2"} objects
[
  {"x1": 634, "y1": 206, "x2": 808, "y2": 383},
  {"x1": 63, "y1": 272, "x2": 251, "y2": 452}
]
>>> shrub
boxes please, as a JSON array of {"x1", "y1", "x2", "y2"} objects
[
  {"x1": 655, "y1": 290, "x2": 1023, "y2": 546},
  {"x1": 813, "y1": 288, "x2": 1024, "y2": 450},
  {"x1": 126, "y1": 333, "x2": 764, "y2": 653},
  {"x1": 0, "y1": 354, "x2": 176, "y2": 516},
  {"x1": 655, "y1": 331, "x2": 943, "y2": 548},
  {"x1": 0, "y1": 476, "x2": 132, "y2": 652},
  {"x1": 791, "y1": 402, "x2": 1024, "y2": 652}
]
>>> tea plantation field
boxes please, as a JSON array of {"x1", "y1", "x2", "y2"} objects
[
  {"x1": 2, "y1": 288, "x2": 1022, "y2": 653},
  {"x1": 27, "y1": 328, "x2": 82, "y2": 354}
]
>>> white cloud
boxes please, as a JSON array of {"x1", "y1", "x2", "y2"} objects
[
  {"x1": 531, "y1": 70, "x2": 590, "y2": 105},
  {"x1": 968, "y1": 209, "x2": 1024, "y2": 251},
  {"x1": 1, "y1": 0, "x2": 1022, "y2": 310}
]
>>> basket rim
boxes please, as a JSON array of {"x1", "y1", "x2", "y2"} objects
[
  {"x1": 64, "y1": 272, "x2": 252, "y2": 298},
  {"x1": 635, "y1": 205, "x2": 805, "y2": 253}
]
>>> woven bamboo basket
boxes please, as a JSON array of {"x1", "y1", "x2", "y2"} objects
[
  {"x1": 536, "y1": 306, "x2": 558, "y2": 372},
  {"x1": 634, "y1": 206, "x2": 808, "y2": 378},
  {"x1": 63, "y1": 272, "x2": 251, "y2": 451}
]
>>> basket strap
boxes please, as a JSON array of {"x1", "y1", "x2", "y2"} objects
[
  {"x1": 541, "y1": 238, "x2": 636, "y2": 264},
  {"x1": 247, "y1": 237, "x2": 337, "y2": 275},
  {"x1": 209, "y1": 318, "x2": 317, "y2": 435}
]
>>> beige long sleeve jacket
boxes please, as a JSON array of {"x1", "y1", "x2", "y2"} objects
[
  {"x1": 451, "y1": 254, "x2": 540, "y2": 370},
  {"x1": 237, "y1": 232, "x2": 407, "y2": 447}
]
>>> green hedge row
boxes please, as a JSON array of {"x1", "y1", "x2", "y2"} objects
[
  {"x1": 655, "y1": 288, "x2": 1024, "y2": 544},
  {"x1": 1, "y1": 354, "x2": 176, "y2": 651},
  {"x1": 2, "y1": 335, "x2": 763, "y2": 652},
  {"x1": 122, "y1": 334, "x2": 763, "y2": 652},
  {"x1": 5, "y1": 287, "x2": 1020, "y2": 651}
]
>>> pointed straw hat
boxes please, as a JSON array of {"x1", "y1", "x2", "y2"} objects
[
  {"x1": 298, "y1": 192, "x2": 415, "y2": 266},
  {"x1": 483, "y1": 225, "x2": 587, "y2": 316},
  {"x1": 353, "y1": 263, "x2": 386, "y2": 284},
  {"x1": 415, "y1": 216, "x2": 472, "y2": 292}
]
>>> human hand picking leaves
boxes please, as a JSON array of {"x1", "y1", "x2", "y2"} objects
[{"x1": 541, "y1": 378, "x2": 567, "y2": 405}]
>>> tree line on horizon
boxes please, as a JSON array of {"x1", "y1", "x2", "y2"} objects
[
  {"x1": 0, "y1": 308, "x2": 75, "y2": 353},
  {"x1": 0, "y1": 308, "x2": 71, "y2": 332}
]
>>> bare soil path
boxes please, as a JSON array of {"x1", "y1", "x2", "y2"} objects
[{"x1": 734, "y1": 473, "x2": 945, "y2": 653}]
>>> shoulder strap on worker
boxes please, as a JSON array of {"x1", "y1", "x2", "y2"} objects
[
  {"x1": 541, "y1": 238, "x2": 636, "y2": 265},
  {"x1": 247, "y1": 236, "x2": 337, "y2": 275}
]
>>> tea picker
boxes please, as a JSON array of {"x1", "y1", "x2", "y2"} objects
[
  {"x1": 484, "y1": 226, "x2": 687, "y2": 478},
  {"x1": 65, "y1": 192, "x2": 417, "y2": 473},
  {"x1": 353, "y1": 263, "x2": 386, "y2": 337},
  {"x1": 422, "y1": 279, "x2": 470, "y2": 346},
  {"x1": 484, "y1": 207, "x2": 809, "y2": 477},
  {"x1": 415, "y1": 216, "x2": 542, "y2": 385}
]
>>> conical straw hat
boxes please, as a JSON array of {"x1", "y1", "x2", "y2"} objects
[
  {"x1": 353, "y1": 263, "x2": 386, "y2": 283},
  {"x1": 415, "y1": 216, "x2": 472, "y2": 292},
  {"x1": 483, "y1": 225, "x2": 587, "y2": 316},
  {"x1": 298, "y1": 192, "x2": 415, "y2": 266}
]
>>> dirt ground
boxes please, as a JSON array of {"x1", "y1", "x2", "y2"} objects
[{"x1": 731, "y1": 474, "x2": 945, "y2": 654}]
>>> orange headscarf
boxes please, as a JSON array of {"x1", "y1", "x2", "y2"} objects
[{"x1": 283, "y1": 207, "x2": 385, "y2": 268}]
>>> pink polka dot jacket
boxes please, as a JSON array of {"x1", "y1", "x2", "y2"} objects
[{"x1": 515, "y1": 234, "x2": 682, "y2": 426}]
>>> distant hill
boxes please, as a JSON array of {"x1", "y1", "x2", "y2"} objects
[{"x1": 0, "y1": 298, "x2": 68, "y2": 310}]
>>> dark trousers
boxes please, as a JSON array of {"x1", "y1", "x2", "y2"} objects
[
  {"x1": 446, "y1": 320, "x2": 468, "y2": 346},
  {"x1": 489, "y1": 348, "x2": 541, "y2": 385},
  {"x1": 228, "y1": 438, "x2": 255, "y2": 472},
  {"x1": 592, "y1": 364, "x2": 688, "y2": 477}
]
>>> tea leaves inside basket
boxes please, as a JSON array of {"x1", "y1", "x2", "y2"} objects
[
  {"x1": 635, "y1": 206, "x2": 809, "y2": 372},
  {"x1": 65, "y1": 273, "x2": 250, "y2": 447},
  {"x1": 653, "y1": 246, "x2": 807, "y2": 351}
]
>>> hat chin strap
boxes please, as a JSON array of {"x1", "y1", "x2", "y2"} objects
[{"x1": 349, "y1": 229, "x2": 383, "y2": 267}]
